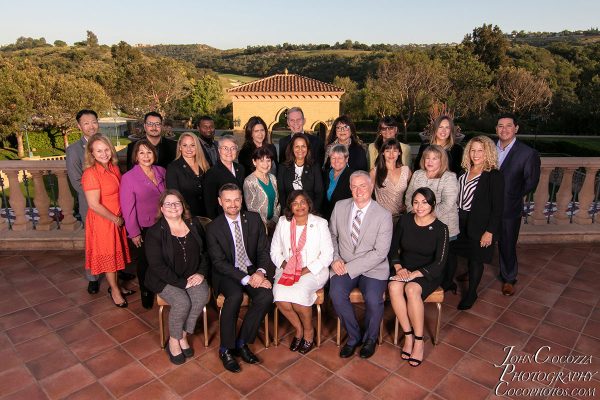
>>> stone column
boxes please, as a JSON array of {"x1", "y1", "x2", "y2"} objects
[
  {"x1": 554, "y1": 167, "x2": 576, "y2": 225},
  {"x1": 56, "y1": 170, "x2": 80, "y2": 231},
  {"x1": 5, "y1": 170, "x2": 29, "y2": 231},
  {"x1": 574, "y1": 167, "x2": 598, "y2": 225},
  {"x1": 531, "y1": 166, "x2": 552, "y2": 225},
  {"x1": 31, "y1": 170, "x2": 55, "y2": 230}
]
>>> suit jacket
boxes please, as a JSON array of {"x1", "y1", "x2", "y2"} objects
[
  {"x1": 279, "y1": 133, "x2": 325, "y2": 168},
  {"x1": 66, "y1": 136, "x2": 88, "y2": 223},
  {"x1": 119, "y1": 164, "x2": 166, "y2": 238},
  {"x1": 199, "y1": 137, "x2": 219, "y2": 167},
  {"x1": 329, "y1": 198, "x2": 393, "y2": 280},
  {"x1": 202, "y1": 160, "x2": 246, "y2": 219},
  {"x1": 322, "y1": 167, "x2": 354, "y2": 221},
  {"x1": 498, "y1": 139, "x2": 541, "y2": 219},
  {"x1": 277, "y1": 162, "x2": 324, "y2": 213},
  {"x1": 206, "y1": 211, "x2": 274, "y2": 293},
  {"x1": 459, "y1": 169, "x2": 504, "y2": 241},
  {"x1": 126, "y1": 136, "x2": 177, "y2": 170},
  {"x1": 166, "y1": 157, "x2": 206, "y2": 217},
  {"x1": 324, "y1": 141, "x2": 368, "y2": 172}
]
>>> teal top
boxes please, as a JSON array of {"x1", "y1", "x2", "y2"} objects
[{"x1": 258, "y1": 177, "x2": 276, "y2": 220}]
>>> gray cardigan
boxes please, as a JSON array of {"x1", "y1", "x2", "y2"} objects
[{"x1": 243, "y1": 173, "x2": 280, "y2": 225}]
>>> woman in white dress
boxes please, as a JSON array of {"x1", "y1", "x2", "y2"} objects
[{"x1": 270, "y1": 190, "x2": 333, "y2": 354}]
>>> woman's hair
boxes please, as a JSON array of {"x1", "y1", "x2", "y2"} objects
[
  {"x1": 374, "y1": 116, "x2": 399, "y2": 148},
  {"x1": 429, "y1": 115, "x2": 455, "y2": 150},
  {"x1": 283, "y1": 190, "x2": 314, "y2": 221},
  {"x1": 251, "y1": 145, "x2": 274, "y2": 161},
  {"x1": 375, "y1": 138, "x2": 403, "y2": 188},
  {"x1": 329, "y1": 143, "x2": 349, "y2": 160},
  {"x1": 156, "y1": 189, "x2": 192, "y2": 222},
  {"x1": 84, "y1": 134, "x2": 118, "y2": 169},
  {"x1": 411, "y1": 186, "x2": 437, "y2": 211},
  {"x1": 243, "y1": 116, "x2": 271, "y2": 145},
  {"x1": 131, "y1": 139, "x2": 157, "y2": 165},
  {"x1": 326, "y1": 115, "x2": 362, "y2": 146},
  {"x1": 461, "y1": 135, "x2": 498, "y2": 172},
  {"x1": 175, "y1": 132, "x2": 210, "y2": 173},
  {"x1": 419, "y1": 144, "x2": 449, "y2": 178},
  {"x1": 284, "y1": 133, "x2": 313, "y2": 166}
]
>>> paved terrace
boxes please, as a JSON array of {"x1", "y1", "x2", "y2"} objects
[{"x1": 0, "y1": 245, "x2": 599, "y2": 399}]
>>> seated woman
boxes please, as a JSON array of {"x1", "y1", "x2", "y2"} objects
[
  {"x1": 145, "y1": 189, "x2": 210, "y2": 365},
  {"x1": 120, "y1": 139, "x2": 166, "y2": 309},
  {"x1": 442, "y1": 136, "x2": 504, "y2": 309},
  {"x1": 243, "y1": 146, "x2": 280, "y2": 233},
  {"x1": 370, "y1": 138, "x2": 412, "y2": 223},
  {"x1": 166, "y1": 132, "x2": 210, "y2": 217},
  {"x1": 414, "y1": 115, "x2": 463, "y2": 174},
  {"x1": 388, "y1": 187, "x2": 449, "y2": 367},
  {"x1": 324, "y1": 115, "x2": 368, "y2": 172},
  {"x1": 368, "y1": 116, "x2": 412, "y2": 170},
  {"x1": 277, "y1": 133, "x2": 324, "y2": 213},
  {"x1": 270, "y1": 190, "x2": 333, "y2": 354},
  {"x1": 322, "y1": 144, "x2": 354, "y2": 221},
  {"x1": 238, "y1": 116, "x2": 278, "y2": 177}
]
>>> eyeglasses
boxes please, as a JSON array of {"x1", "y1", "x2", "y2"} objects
[
  {"x1": 291, "y1": 199, "x2": 308, "y2": 207},
  {"x1": 379, "y1": 126, "x2": 395, "y2": 132},
  {"x1": 163, "y1": 201, "x2": 182, "y2": 208},
  {"x1": 336, "y1": 125, "x2": 350, "y2": 131},
  {"x1": 145, "y1": 122, "x2": 162, "y2": 127},
  {"x1": 219, "y1": 146, "x2": 238, "y2": 152}
]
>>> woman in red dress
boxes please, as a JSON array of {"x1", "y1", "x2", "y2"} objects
[{"x1": 82, "y1": 134, "x2": 131, "y2": 307}]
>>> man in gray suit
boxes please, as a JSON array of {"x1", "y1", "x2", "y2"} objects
[
  {"x1": 66, "y1": 109, "x2": 100, "y2": 294},
  {"x1": 329, "y1": 170, "x2": 393, "y2": 359}
]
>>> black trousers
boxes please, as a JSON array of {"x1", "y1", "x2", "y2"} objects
[
  {"x1": 137, "y1": 228, "x2": 152, "y2": 295},
  {"x1": 498, "y1": 217, "x2": 521, "y2": 284},
  {"x1": 218, "y1": 277, "x2": 273, "y2": 349}
]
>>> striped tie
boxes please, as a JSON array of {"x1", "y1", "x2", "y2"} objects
[
  {"x1": 232, "y1": 221, "x2": 249, "y2": 273},
  {"x1": 351, "y1": 209, "x2": 362, "y2": 247}
]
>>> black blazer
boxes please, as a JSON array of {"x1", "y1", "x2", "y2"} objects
[
  {"x1": 127, "y1": 137, "x2": 177, "y2": 170},
  {"x1": 324, "y1": 142, "x2": 368, "y2": 172},
  {"x1": 459, "y1": 169, "x2": 504, "y2": 241},
  {"x1": 322, "y1": 167, "x2": 354, "y2": 221},
  {"x1": 199, "y1": 137, "x2": 219, "y2": 168},
  {"x1": 498, "y1": 139, "x2": 541, "y2": 219},
  {"x1": 238, "y1": 143, "x2": 278, "y2": 178},
  {"x1": 144, "y1": 217, "x2": 210, "y2": 294},
  {"x1": 414, "y1": 143, "x2": 464, "y2": 175},
  {"x1": 277, "y1": 162, "x2": 324, "y2": 213},
  {"x1": 279, "y1": 133, "x2": 325, "y2": 168},
  {"x1": 206, "y1": 210, "x2": 274, "y2": 293},
  {"x1": 203, "y1": 160, "x2": 246, "y2": 219},
  {"x1": 166, "y1": 158, "x2": 206, "y2": 217}
]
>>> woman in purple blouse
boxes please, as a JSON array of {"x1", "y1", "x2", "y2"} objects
[{"x1": 120, "y1": 139, "x2": 167, "y2": 309}]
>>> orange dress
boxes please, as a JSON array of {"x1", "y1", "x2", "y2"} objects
[{"x1": 82, "y1": 163, "x2": 131, "y2": 275}]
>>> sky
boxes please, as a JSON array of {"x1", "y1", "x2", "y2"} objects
[{"x1": 1, "y1": 0, "x2": 598, "y2": 49}]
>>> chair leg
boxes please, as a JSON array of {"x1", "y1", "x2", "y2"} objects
[
  {"x1": 202, "y1": 306, "x2": 209, "y2": 347},
  {"x1": 274, "y1": 306, "x2": 279, "y2": 346},
  {"x1": 434, "y1": 302, "x2": 442, "y2": 345},
  {"x1": 158, "y1": 305, "x2": 166, "y2": 349},
  {"x1": 378, "y1": 319, "x2": 384, "y2": 345},
  {"x1": 264, "y1": 314, "x2": 269, "y2": 348},
  {"x1": 316, "y1": 304, "x2": 322, "y2": 348},
  {"x1": 394, "y1": 317, "x2": 399, "y2": 346},
  {"x1": 336, "y1": 317, "x2": 341, "y2": 346}
]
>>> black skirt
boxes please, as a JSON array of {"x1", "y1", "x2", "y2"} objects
[{"x1": 450, "y1": 209, "x2": 494, "y2": 263}]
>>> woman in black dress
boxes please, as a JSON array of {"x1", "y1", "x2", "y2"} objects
[
  {"x1": 238, "y1": 116, "x2": 277, "y2": 177},
  {"x1": 442, "y1": 136, "x2": 504, "y2": 310},
  {"x1": 388, "y1": 187, "x2": 449, "y2": 367}
]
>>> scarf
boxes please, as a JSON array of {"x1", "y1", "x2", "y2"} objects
[{"x1": 277, "y1": 217, "x2": 307, "y2": 286}]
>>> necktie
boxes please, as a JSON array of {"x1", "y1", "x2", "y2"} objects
[
  {"x1": 232, "y1": 220, "x2": 249, "y2": 273},
  {"x1": 351, "y1": 209, "x2": 362, "y2": 247}
]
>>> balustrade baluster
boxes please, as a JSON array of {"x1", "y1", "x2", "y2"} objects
[
  {"x1": 531, "y1": 167, "x2": 552, "y2": 225},
  {"x1": 4, "y1": 170, "x2": 29, "y2": 231},
  {"x1": 56, "y1": 169, "x2": 79, "y2": 230},
  {"x1": 0, "y1": 174, "x2": 11, "y2": 230},
  {"x1": 574, "y1": 167, "x2": 599, "y2": 225},
  {"x1": 554, "y1": 167, "x2": 576, "y2": 225},
  {"x1": 31, "y1": 170, "x2": 54, "y2": 230}
]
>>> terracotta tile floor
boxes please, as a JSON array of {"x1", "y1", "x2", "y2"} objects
[{"x1": 1, "y1": 244, "x2": 599, "y2": 399}]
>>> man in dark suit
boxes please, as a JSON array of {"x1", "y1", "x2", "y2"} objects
[
  {"x1": 197, "y1": 115, "x2": 219, "y2": 167},
  {"x1": 206, "y1": 183, "x2": 274, "y2": 373},
  {"x1": 496, "y1": 113, "x2": 540, "y2": 296},
  {"x1": 126, "y1": 112, "x2": 177, "y2": 170},
  {"x1": 278, "y1": 107, "x2": 325, "y2": 168}
]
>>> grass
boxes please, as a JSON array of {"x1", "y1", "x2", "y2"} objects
[{"x1": 0, "y1": 136, "x2": 130, "y2": 160}]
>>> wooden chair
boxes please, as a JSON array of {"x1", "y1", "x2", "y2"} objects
[
  {"x1": 393, "y1": 286, "x2": 444, "y2": 346},
  {"x1": 273, "y1": 288, "x2": 325, "y2": 347},
  {"x1": 215, "y1": 292, "x2": 270, "y2": 348},
  {"x1": 157, "y1": 295, "x2": 209, "y2": 349},
  {"x1": 336, "y1": 288, "x2": 385, "y2": 346}
]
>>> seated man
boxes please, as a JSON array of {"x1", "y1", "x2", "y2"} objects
[
  {"x1": 329, "y1": 170, "x2": 393, "y2": 359},
  {"x1": 206, "y1": 183, "x2": 274, "y2": 373}
]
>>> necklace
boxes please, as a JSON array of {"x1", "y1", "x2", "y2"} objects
[{"x1": 175, "y1": 234, "x2": 188, "y2": 263}]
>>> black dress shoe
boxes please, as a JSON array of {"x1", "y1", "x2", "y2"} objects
[
  {"x1": 181, "y1": 346, "x2": 194, "y2": 358},
  {"x1": 118, "y1": 271, "x2": 136, "y2": 281},
  {"x1": 234, "y1": 344, "x2": 260, "y2": 364},
  {"x1": 457, "y1": 293, "x2": 478, "y2": 310},
  {"x1": 87, "y1": 281, "x2": 99, "y2": 294},
  {"x1": 108, "y1": 289, "x2": 128, "y2": 308},
  {"x1": 220, "y1": 350, "x2": 241, "y2": 373},
  {"x1": 289, "y1": 337, "x2": 302, "y2": 352},
  {"x1": 339, "y1": 342, "x2": 360, "y2": 358},
  {"x1": 141, "y1": 291, "x2": 154, "y2": 309},
  {"x1": 298, "y1": 338, "x2": 314, "y2": 355},
  {"x1": 359, "y1": 339, "x2": 377, "y2": 359},
  {"x1": 166, "y1": 345, "x2": 185, "y2": 365}
]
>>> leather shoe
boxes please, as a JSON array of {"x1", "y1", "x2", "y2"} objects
[
  {"x1": 87, "y1": 281, "x2": 99, "y2": 294},
  {"x1": 234, "y1": 344, "x2": 260, "y2": 364},
  {"x1": 457, "y1": 293, "x2": 478, "y2": 310},
  {"x1": 359, "y1": 339, "x2": 377, "y2": 359},
  {"x1": 166, "y1": 345, "x2": 185, "y2": 365},
  {"x1": 289, "y1": 336, "x2": 302, "y2": 352},
  {"x1": 502, "y1": 282, "x2": 515, "y2": 296},
  {"x1": 141, "y1": 291, "x2": 154, "y2": 309},
  {"x1": 298, "y1": 338, "x2": 314, "y2": 355},
  {"x1": 339, "y1": 342, "x2": 360, "y2": 358},
  {"x1": 220, "y1": 350, "x2": 240, "y2": 373},
  {"x1": 118, "y1": 271, "x2": 136, "y2": 281},
  {"x1": 181, "y1": 346, "x2": 194, "y2": 358}
]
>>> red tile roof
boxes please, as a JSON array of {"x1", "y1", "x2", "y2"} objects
[{"x1": 227, "y1": 73, "x2": 344, "y2": 94}]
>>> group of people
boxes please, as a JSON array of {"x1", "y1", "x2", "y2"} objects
[{"x1": 65, "y1": 106, "x2": 540, "y2": 371}]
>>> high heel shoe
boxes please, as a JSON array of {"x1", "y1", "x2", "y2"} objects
[
  {"x1": 289, "y1": 336, "x2": 302, "y2": 352},
  {"x1": 298, "y1": 338, "x2": 314, "y2": 355},
  {"x1": 408, "y1": 335, "x2": 424, "y2": 367},
  {"x1": 108, "y1": 287, "x2": 136, "y2": 297},
  {"x1": 457, "y1": 293, "x2": 478, "y2": 310},
  {"x1": 401, "y1": 330, "x2": 413, "y2": 360},
  {"x1": 442, "y1": 282, "x2": 457, "y2": 294},
  {"x1": 108, "y1": 288, "x2": 128, "y2": 308}
]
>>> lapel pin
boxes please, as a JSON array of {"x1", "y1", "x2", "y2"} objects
[{"x1": 428, "y1": 226, "x2": 433, "y2": 230}]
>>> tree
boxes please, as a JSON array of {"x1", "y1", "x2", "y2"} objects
[
  {"x1": 495, "y1": 67, "x2": 552, "y2": 117},
  {"x1": 0, "y1": 62, "x2": 30, "y2": 156},
  {"x1": 365, "y1": 52, "x2": 450, "y2": 139},
  {"x1": 86, "y1": 31, "x2": 99, "y2": 47},
  {"x1": 53, "y1": 40, "x2": 68, "y2": 47},
  {"x1": 176, "y1": 73, "x2": 223, "y2": 118},
  {"x1": 463, "y1": 24, "x2": 509, "y2": 70},
  {"x1": 332, "y1": 76, "x2": 365, "y2": 119}
]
